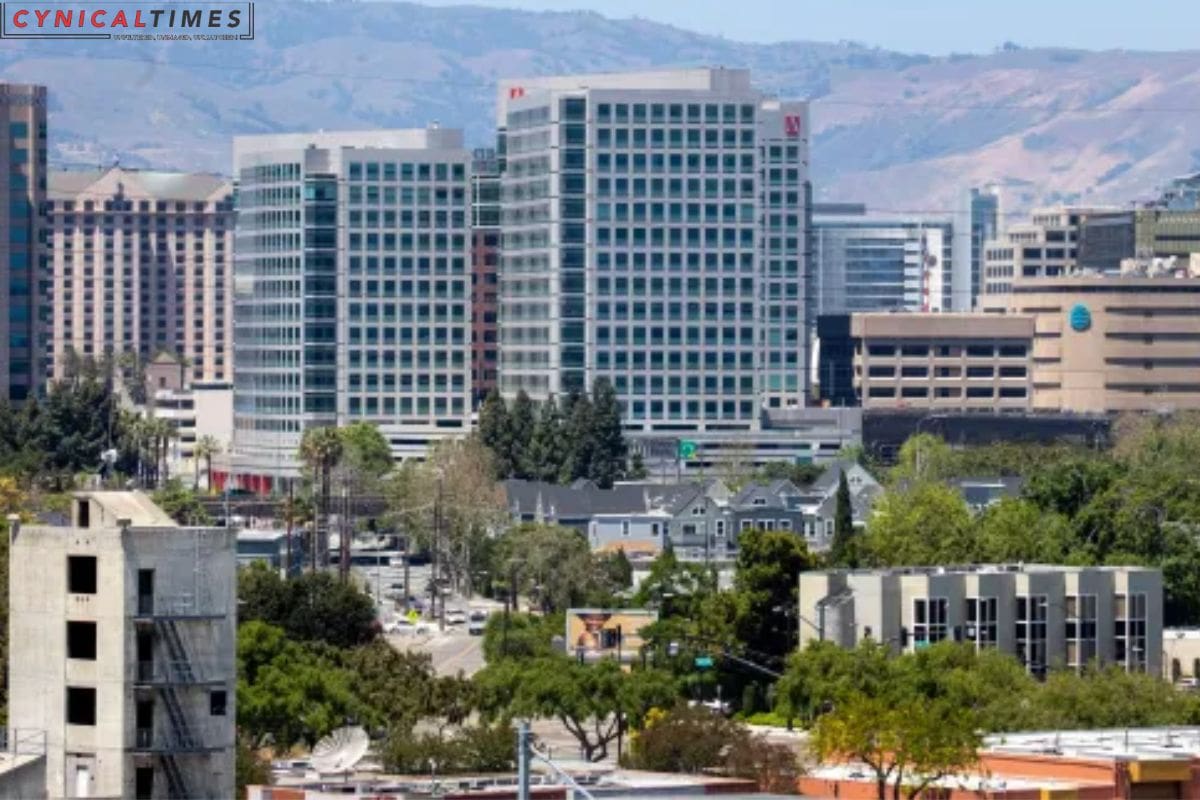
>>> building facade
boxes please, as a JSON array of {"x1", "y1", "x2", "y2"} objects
[
  {"x1": 231, "y1": 129, "x2": 473, "y2": 487},
  {"x1": 0, "y1": 82, "x2": 47, "y2": 403},
  {"x1": 1078, "y1": 208, "x2": 1200, "y2": 272},
  {"x1": 800, "y1": 564, "x2": 1163, "y2": 677},
  {"x1": 470, "y1": 148, "x2": 500, "y2": 405},
  {"x1": 982, "y1": 207, "x2": 1110, "y2": 296},
  {"x1": 813, "y1": 209, "x2": 954, "y2": 316},
  {"x1": 8, "y1": 492, "x2": 236, "y2": 799},
  {"x1": 983, "y1": 275, "x2": 1200, "y2": 413},
  {"x1": 496, "y1": 68, "x2": 811, "y2": 434},
  {"x1": 45, "y1": 167, "x2": 235, "y2": 385},
  {"x1": 950, "y1": 185, "x2": 1002, "y2": 311},
  {"x1": 850, "y1": 312, "x2": 1034, "y2": 412}
]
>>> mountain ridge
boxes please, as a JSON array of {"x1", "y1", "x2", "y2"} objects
[{"x1": 2, "y1": 1, "x2": 1198, "y2": 212}]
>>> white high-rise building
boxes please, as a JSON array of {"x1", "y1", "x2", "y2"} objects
[
  {"x1": 231, "y1": 129, "x2": 473, "y2": 490},
  {"x1": 496, "y1": 68, "x2": 810, "y2": 433},
  {"x1": 8, "y1": 492, "x2": 237, "y2": 800}
]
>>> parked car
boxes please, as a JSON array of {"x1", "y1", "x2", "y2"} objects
[{"x1": 468, "y1": 610, "x2": 488, "y2": 636}]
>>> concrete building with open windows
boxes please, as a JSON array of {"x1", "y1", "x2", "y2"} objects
[
  {"x1": 799, "y1": 564, "x2": 1162, "y2": 677},
  {"x1": 0, "y1": 82, "x2": 47, "y2": 403},
  {"x1": 7, "y1": 491, "x2": 236, "y2": 799},
  {"x1": 231, "y1": 128, "x2": 474, "y2": 490},
  {"x1": 495, "y1": 67, "x2": 811, "y2": 434},
  {"x1": 982, "y1": 206, "x2": 1111, "y2": 296},
  {"x1": 982, "y1": 274, "x2": 1200, "y2": 413},
  {"x1": 850, "y1": 312, "x2": 1034, "y2": 412}
]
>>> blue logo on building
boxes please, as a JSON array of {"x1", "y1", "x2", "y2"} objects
[{"x1": 1069, "y1": 304, "x2": 1092, "y2": 332}]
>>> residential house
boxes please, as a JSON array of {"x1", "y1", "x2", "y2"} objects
[{"x1": 950, "y1": 476, "x2": 1026, "y2": 513}]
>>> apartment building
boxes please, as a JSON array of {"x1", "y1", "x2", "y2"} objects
[
  {"x1": 950, "y1": 185, "x2": 1002, "y2": 311},
  {"x1": 470, "y1": 148, "x2": 501, "y2": 405},
  {"x1": 812, "y1": 208, "x2": 954, "y2": 316},
  {"x1": 8, "y1": 491, "x2": 236, "y2": 799},
  {"x1": 45, "y1": 167, "x2": 234, "y2": 385},
  {"x1": 0, "y1": 82, "x2": 47, "y2": 403},
  {"x1": 982, "y1": 207, "x2": 1111, "y2": 296},
  {"x1": 232, "y1": 128, "x2": 473, "y2": 488},
  {"x1": 983, "y1": 274, "x2": 1200, "y2": 413},
  {"x1": 496, "y1": 68, "x2": 810, "y2": 432},
  {"x1": 850, "y1": 312, "x2": 1034, "y2": 412},
  {"x1": 800, "y1": 564, "x2": 1162, "y2": 676}
]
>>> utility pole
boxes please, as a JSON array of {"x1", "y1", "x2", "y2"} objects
[
  {"x1": 516, "y1": 720, "x2": 531, "y2": 800},
  {"x1": 437, "y1": 474, "x2": 446, "y2": 632},
  {"x1": 284, "y1": 483, "x2": 293, "y2": 577},
  {"x1": 339, "y1": 480, "x2": 351, "y2": 582}
]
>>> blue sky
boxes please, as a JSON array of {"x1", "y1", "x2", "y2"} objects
[{"x1": 416, "y1": 0, "x2": 1198, "y2": 54}]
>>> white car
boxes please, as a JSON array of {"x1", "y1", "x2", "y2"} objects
[
  {"x1": 468, "y1": 610, "x2": 488, "y2": 636},
  {"x1": 445, "y1": 609, "x2": 468, "y2": 626},
  {"x1": 386, "y1": 618, "x2": 430, "y2": 636}
]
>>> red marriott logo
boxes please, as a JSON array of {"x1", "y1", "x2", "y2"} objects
[
  {"x1": 1, "y1": 2, "x2": 254, "y2": 39},
  {"x1": 784, "y1": 114, "x2": 803, "y2": 138}
]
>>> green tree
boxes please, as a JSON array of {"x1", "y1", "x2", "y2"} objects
[
  {"x1": 493, "y1": 524, "x2": 596, "y2": 614},
  {"x1": 508, "y1": 391, "x2": 536, "y2": 480},
  {"x1": 192, "y1": 435, "x2": 221, "y2": 492},
  {"x1": 733, "y1": 529, "x2": 816, "y2": 662},
  {"x1": 477, "y1": 389, "x2": 513, "y2": 478},
  {"x1": 338, "y1": 421, "x2": 393, "y2": 479},
  {"x1": 298, "y1": 426, "x2": 344, "y2": 572},
  {"x1": 235, "y1": 734, "x2": 272, "y2": 799},
  {"x1": 238, "y1": 562, "x2": 377, "y2": 649},
  {"x1": 476, "y1": 656, "x2": 677, "y2": 762},
  {"x1": 481, "y1": 611, "x2": 561, "y2": 663},
  {"x1": 525, "y1": 395, "x2": 567, "y2": 482},
  {"x1": 829, "y1": 470, "x2": 857, "y2": 567},
  {"x1": 589, "y1": 377, "x2": 627, "y2": 489},
  {"x1": 861, "y1": 481, "x2": 975, "y2": 566},
  {"x1": 559, "y1": 392, "x2": 595, "y2": 484},
  {"x1": 152, "y1": 478, "x2": 213, "y2": 525},
  {"x1": 236, "y1": 621, "x2": 365, "y2": 749},
  {"x1": 973, "y1": 497, "x2": 1073, "y2": 563},
  {"x1": 812, "y1": 692, "x2": 980, "y2": 800}
]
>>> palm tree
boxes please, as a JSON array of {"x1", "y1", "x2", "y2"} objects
[
  {"x1": 298, "y1": 426, "x2": 343, "y2": 573},
  {"x1": 277, "y1": 492, "x2": 314, "y2": 576},
  {"x1": 142, "y1": 417, "x2": 176, "y2": 489},
  {"x1": 193, "y1": 435, "x2": 221, "y2": 492}
]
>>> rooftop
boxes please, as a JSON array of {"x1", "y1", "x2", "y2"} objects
[
  {"x1": 48, "y1": 165, "x2": 231, "y2": 203},
  {"x1": 984, "y1": 726, "x2": 1200, "y2": 762},
  {"x1": 74, "y1": 491, "x2": 178, "y2": 528},
  {"x1": 812, "y1": 563, "x2": 1159, "y2": 579}
]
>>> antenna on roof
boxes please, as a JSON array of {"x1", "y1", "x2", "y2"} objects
[{"x1": 310, "y1": 725, "x2": 369, "y2": 777}]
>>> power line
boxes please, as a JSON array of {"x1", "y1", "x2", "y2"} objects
[{"x1": 12, "y1": 52, "x2": 1200, "y2": 116}]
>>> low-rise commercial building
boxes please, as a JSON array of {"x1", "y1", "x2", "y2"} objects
[
  {"x1": 803, "y1": 726, "x2": 1200, "y2": 800},
  {"x1": 983, "y1": 275, "x2": 1200, "y2": 413},
  {"x1": 851, "y1": 312, "x2": 1034, "y2": 412},
  {"x1": 799, "y1": 564, "x2": 1162, "y2": 676},
  {"x1": 8, "y1": 491, "x2": 237, "y2": 799}
]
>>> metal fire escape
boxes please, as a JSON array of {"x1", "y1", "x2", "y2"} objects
[{"x1": 132, "y1": 541, "x2": 227, "y2": 800}]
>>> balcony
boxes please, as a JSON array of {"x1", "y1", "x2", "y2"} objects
[
  {"x1": 131, "y1": 660, "x2": 226, "y2": 687},
  {"x1": 132, "y1": 592, "x2": 227, "y2": 621},
  {"x1": 130, "y1": 724, "x2": 227, "y2": 754}
]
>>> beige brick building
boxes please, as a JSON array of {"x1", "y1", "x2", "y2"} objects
[
  {"x1": 851, "y1": 312, "x2": 1034, "y2": 411},
  {"x1": 983, "y1": 275, "x2": 1200, "y2": 413},
  {"x1": 46, "y1": 167, "x2": 234, "y2": 385}
]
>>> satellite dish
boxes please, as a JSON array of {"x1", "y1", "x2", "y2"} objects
[{"x1": 310, "y1": 725, "x2": 369, "y2": 776}]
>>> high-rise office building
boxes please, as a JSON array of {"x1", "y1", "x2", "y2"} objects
[
  {"x1": 0, "y1": 82, "x2": 47, "y2": 403},
  {"x1": 231, "y1": 129, "x2": 473, "y2": 490},
  {"x1": 812, "y1": 207, "x2": 954, "y2": 316},
  {"x1": 496, "y1": 68, "x2": 810, "y2": 433},
  {"x1": 470, "y1": 148, "x2": 501, "y2": 405},
  {"x1": 45, "y1": 167, "x2": 235, "y2": 384},
  {"x1": 950, "y1": 185, "x2": 1001, "y2": 310}
]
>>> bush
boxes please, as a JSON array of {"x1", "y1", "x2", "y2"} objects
[{"x1": 382, "y1": 724, "x2": 516, "y2": 775}]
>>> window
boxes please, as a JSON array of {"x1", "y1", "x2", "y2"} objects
[
  {"x1": 1065, "y1": 594, "x2": 1097, "y2": 670},
  {"x1": 715, "y1": 520, "x2": 725, "y2": 538},
  {"x1": 1016, "y1": 595, "x2": 1048, "y2": 677},
  {"x1": 66, "y1": 687, "x2": 97, "y2": 726},
  {"x1": 135, "y1": 767, "x2": 154, "y2": 800},
  {"x1": 67, "y1": 556, "x2": 97, "y2": 594},
  {"x1": 740, "y1": 520, "x2": 753, "y2": 532},
  {"x1": 912, "y1": 598, "x2": 948, "y2": 648},
  {"x1": 67, "y1": 621, "x2": 97, "y2": 660},
  {"x1": 965, "y1": 597, "x2": 997, "y2": 649},
  {"x1": 1115, "y1": 592, "x2": 1148, "y2": 672},
  {"x1": 621, "y1": 521, "x2": 630, "y2": 537},
  {"x1": 210, "y1": 690, "x2": 227, "y2": 717}
]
